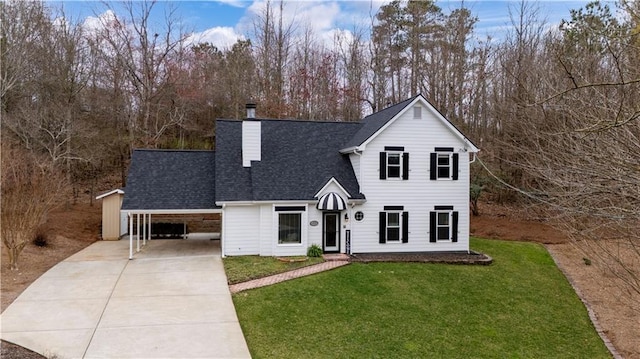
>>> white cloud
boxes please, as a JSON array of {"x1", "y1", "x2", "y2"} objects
[
  {"x1": 239, "y1": 1, "x2": 354, "y2": 48},
  {"x1": 213, "y1": 0, "x2": 248, "y2": 8},
  {"x1": 81, "y1": 10, "x2": 118, "y2": 34},
  {"x1": 187, "y1": 26, "x2": 246, "y2": 49}
]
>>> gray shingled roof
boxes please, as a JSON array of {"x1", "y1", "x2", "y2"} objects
[
  {"x1": 341, "y1": 95, "x2": 419, "y2": 150},
  {"x1": 215, "y1": 119, "x2": 365, "y2": 202},
  {"x1": 122, "y1": 149, "x2": 218, "y2": 210},
  {"x1": 124, "y1": 95, "x2": 474, "y2": 208}
]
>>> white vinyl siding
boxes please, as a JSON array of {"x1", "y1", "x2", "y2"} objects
[
  {"x1": 350, "y1": 101, "x2": 471, "y2": 253},
  {"x1": 349, "y1": 153, "x2": 361, "y2": 184},
  {"x1": 223, "y1": 205, "x2": 261, "y2": 255},
  {"x1": 242, "y1": 120, "x2": 261, "y2": 167}
]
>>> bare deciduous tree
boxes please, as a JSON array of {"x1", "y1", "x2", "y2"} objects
[{"x1": 1, "y1": 142, "x2": 66, "y2": 270}]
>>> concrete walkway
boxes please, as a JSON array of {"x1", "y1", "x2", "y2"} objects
[{"x1": 0, "y1": 240, "x2": 251, "y2": 359}]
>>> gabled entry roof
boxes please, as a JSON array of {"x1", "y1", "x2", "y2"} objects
[{"x1": 122, "y1": 149, "x2": 219, "y2": 210}]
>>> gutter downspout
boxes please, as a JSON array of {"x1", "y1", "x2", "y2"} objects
[
  {"x1": 469, "y1": 152, "x2": 477, "y2": 254},
  {"x1": 352, "y1": 148, "x2": 363, "y2": 193},
  {"x1": 350, "y1": 148, "x2": 363, "y2": 256}
]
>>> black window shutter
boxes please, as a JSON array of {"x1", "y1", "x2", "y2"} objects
[
  {"x1": 402, "y1": 153, "x2": 409, "y2": 180},
  {"x1": 379, "y1": 152, "x2": 387, "y2": 180},
  {"x1": 452, "y1": 211, "x2": 459, "y2": 242},
  {"x1": 402, "y1": 211, "x2": 409, "y2": 243},
  {"x1": 430, "y1": 153, "x2": 437, "y2": 180},
  {"x1": 429, "y1": 211, "x2": 437, "y2": 242},
  {"x1": 379, "y1": 212, "x2": 386, "y2": 243},
  {"x1": 452, "y1": 153, "x2": 459, "y2": 180}
]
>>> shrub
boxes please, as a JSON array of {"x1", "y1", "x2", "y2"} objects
[
  {"x1": 33, "y1": 231, "x2": 49, "y2": 247},
  {"x1": 307, "y1": 244, "x2": 323, "y2": 257}
]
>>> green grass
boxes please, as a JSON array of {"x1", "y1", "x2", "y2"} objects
[
  {"x1": 223, "y1": 255, "x2": 325, "y2": 284},
  {"x1": 231, "y1": 238, "x2": 610, "y2": 358}
]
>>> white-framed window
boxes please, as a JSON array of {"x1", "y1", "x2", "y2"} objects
[
  {"x1": 275, "y1": 206, "x2": 306, "y2": 245},
  {"x1": 430, "y1": 206, "x2": 458, "y2": 242},
  {"x1": 387, "y1": 153, "x2": 402, "y2": 178},
  {"x1": 379, "y1": 206, "x2": 408, "y2": 243},
  {"x1": 437, "y1": 153, "x2": 451, "y2": 179},
  {"x1": 386, "y1": 212, "x2": 401, "y2": 241},
  {"x1": 430, "y1": 148, "x2": 458, "y2": 180},
  {"x1": 380, "y1": 147, "x2": 409, "y2": 180},
  {"x1": 436, "y1": 212, "x2": 451, "y2": 241}
]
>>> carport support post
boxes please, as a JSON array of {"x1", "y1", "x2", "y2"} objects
[
  {"x1": 148, "y1": 214, "x2": 152, "y2": 242},
  {"x1": 142, "y1": 213, "x2": 146, "y2": 246},
  {"x1": 129, "y1": 212, "x2": 133, "y2": 259},
  {"x1": 136, "y1": 213, "x2": 140, "y2": 252}
]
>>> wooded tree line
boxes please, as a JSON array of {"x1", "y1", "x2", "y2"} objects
[{"x1": 1, "y1": 0, "x2": 639, "y2": 297}]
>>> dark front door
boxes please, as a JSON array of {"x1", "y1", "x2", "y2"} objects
[{"x1": 323, "y1": 212, "x2": 340, "y2": 252}]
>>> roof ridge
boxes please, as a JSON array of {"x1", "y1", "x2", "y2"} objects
[
  {"x1": 216, "y1": 118, "x2": 363, "y2": 125},
  {"x1": 132, "y1": 148, "x2": 215, "y2": 152}
]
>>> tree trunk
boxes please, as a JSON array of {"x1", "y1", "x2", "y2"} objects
[{"x1": 7, "y1": 246, "x2": 19, "y2": 271}]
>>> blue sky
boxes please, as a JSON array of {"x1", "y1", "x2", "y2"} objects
[{"x1": 54, "y1": 1, "x2": 605, "y2": 48}]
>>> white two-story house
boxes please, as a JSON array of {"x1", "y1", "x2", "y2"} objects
[{"x1": 122, "y1": 94, "x2": 479, "y2": 257}]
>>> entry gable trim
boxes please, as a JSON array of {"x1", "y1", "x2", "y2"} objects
[{"x1": 314, "y1": 177, "x2": 352, "y2": 199}]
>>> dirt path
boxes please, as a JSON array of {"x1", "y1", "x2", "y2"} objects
[{"x1": 2, "y1": 201, "x2": 638, "y2": 358}]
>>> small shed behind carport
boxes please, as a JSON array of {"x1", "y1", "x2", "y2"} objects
[{"x1": 96, "y1": 188, "x2": 126, "y2": 240}]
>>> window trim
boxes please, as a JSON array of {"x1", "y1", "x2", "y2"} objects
[
  {"x1": 430, "y1": 149, "x2": 458, "y2": 181},
  {"x1": 275, "y1": 205, "x2": 307, "y2": 246},
  {"x1": 379, "y1": 207, "x2": 409, "y2": 244},
  {"x1": 436, "y1": 211, "x2": 451, "y2": 241},
  {"x1": 386, "y1": 212, "x2": 401, "y2": 242},
  {"x1": 430, "y1": 207, "x2": 458, "y2": 243},
  {"x1": 437, "y1": 153, "x2": 452, "y2": 179},
  {"x1": 386, "y1": 152, "x2": 402, "y2": 179},
  {"x1": 380, "y1": 147, "x2": 409, "y2": 180}
]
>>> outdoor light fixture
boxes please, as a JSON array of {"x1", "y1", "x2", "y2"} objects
[{"x1": 344, "y1": 213, "x2": 349, "y2": 222}]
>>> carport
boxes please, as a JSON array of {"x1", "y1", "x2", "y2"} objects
[
  {"x1": 122, "y1": 149, "x2": 221, "y2": 259},
  {"x1": 124, "y1": 209, "x2": 222, "y2": 259}
]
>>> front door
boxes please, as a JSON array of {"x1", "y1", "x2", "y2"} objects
[{"x1": 323, "y1": 213, "x2": 340, "y2": 253}]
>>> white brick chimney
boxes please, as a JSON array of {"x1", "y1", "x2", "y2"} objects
[{"x1": 242, "y1": 103, "x2": 260, "y2": 167}]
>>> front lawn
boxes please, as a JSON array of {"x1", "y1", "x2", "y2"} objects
[
  {"x1": 231, "y1": 238, "x2": 610, "y2": 358},
  {"x1": 223, "y1": 255, "x2": 324, "y2": 284}
]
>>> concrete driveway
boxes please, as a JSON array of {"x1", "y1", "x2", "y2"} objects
[{"x1": 0, "y1": 240, "x2": 251, "y2": 359}]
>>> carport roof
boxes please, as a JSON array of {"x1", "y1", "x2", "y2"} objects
[{"x1": 121, "y1": 149, "x2": 219, "y2": 211}]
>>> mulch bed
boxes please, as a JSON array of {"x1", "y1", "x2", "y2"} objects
[
  {"x1": 350, "y1": 251, "x2": 493, "y2": 265},
  {"x1": 1, "y1": 341, "x2": 45, "y2": 359}
]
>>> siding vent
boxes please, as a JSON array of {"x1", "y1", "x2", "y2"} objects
[{"x1": 413, "y1": 106, "x2": 422, "y2": 119}]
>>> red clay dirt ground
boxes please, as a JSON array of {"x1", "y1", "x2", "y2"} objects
[{"x1": 2, "y1": 201, "x2": 639, "y2": 358}]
